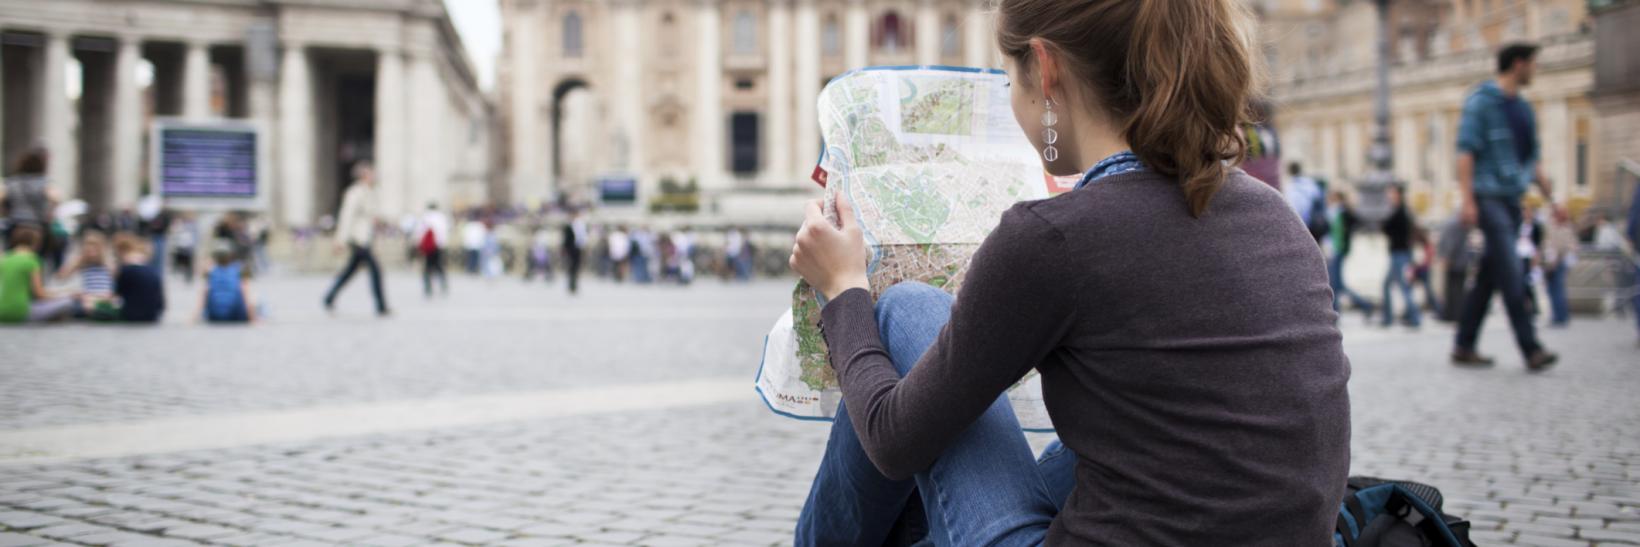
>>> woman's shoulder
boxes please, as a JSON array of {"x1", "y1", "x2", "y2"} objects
[
  {"x1": 995, "y1": 200, "x2": 1069, "y2": 244},
  {"x1": 1015, "y1": 170, "x2": 1189, "y2": 227}
]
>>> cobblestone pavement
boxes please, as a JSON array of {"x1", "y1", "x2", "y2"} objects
[
  {"x1": 1, "y1": 274, "x2": 1638, "y2": 546},
  {"x1": 0, "y1": 275, "x2": 779, "y2": 429}
]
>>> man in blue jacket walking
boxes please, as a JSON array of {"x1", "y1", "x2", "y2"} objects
[{"x1": 1452, "y1": 43, "x2": 1559, "y2": 371}]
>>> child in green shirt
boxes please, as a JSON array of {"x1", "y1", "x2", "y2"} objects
[{"x1": 0, "y1": 226, "x2": 75, "y2": 323}]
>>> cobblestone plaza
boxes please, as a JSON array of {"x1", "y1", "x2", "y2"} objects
[{"x1": 0, "y1": 275, "x2": 1637, "y2": 546}]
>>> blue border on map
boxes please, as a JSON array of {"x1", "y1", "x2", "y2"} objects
[{"x1": 753, "y1": 333, "x2": 835, "y2": 423}]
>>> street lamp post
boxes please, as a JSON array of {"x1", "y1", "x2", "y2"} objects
[{"x1": 1356, "y1": 0, "x2": 1398, "y2": 223}]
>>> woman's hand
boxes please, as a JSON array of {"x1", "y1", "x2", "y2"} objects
[{"x1": 790, "y1": 193, "x2": 870, "y2": 301}]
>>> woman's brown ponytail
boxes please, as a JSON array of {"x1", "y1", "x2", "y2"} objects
[{"x1": 998, "y1": 0, "x2": 1265, "y2": 217}]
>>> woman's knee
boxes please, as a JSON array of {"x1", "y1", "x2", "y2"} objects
[
  {"x1": 875, "y1": 282, "x2": 951, "y2": 326},
  {"x1": 873, "y1": 282, "x2": 954, "y2": 375}
]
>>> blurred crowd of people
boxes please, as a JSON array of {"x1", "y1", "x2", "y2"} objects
[
  {"x1": 1283, "y1": 160, "x2": 1638, "y2": 335},
  {"x1": 401, "y1": 202, "x2": 771, "y2": 298},
  {"x1": 0, "y1": 147, "x2": 266, "y2": 325},
  {"x1": 0, "y1": 150, "x2": 791, "y2": 326}
]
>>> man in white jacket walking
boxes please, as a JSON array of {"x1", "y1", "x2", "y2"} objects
[{"x1": 323, "y1": 161, "x2": 389, "y2": 316}]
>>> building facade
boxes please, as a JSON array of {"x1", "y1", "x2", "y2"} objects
[
  {"x1": 497, "y1": 0, "x2": 1000, "y2": 220},
  {"x1": 1589, "y1": 0, "x2": 1640, "y2": 213},
  {"x1": 0, "y1": 0, "x2": 492, "y2": 227},
  {"x1": 1259, "y1": 0, "x2": 1608, "y2": 217}
]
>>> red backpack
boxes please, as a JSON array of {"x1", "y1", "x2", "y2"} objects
[{"x1": 418, "y1": 228, "x2": 437, "y2": 256}]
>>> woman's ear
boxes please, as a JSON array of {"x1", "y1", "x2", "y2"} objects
[{"x1": 1030, "y1": 38, "x2": 1058, "y2": 103}]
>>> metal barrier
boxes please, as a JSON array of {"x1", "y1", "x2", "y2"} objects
[
  {"x1": 1565, "y1": 159, "x2": 1640, "y2": 315},
  {"x1": 1568, "y1": 248, "x2": 1638, "y2": 316}
]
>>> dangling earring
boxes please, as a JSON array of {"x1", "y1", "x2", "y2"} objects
[{"x1": 1041, "y1": 96, "x2": 1060, "y2": 163}]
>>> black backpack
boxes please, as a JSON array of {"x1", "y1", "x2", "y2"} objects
[
  {"x1": 1335, "y1": 477, "x2": 1477, "y2": 547},
  {"x1": 1307, "y1": 193, "x2": 1332, "y2": 244}
]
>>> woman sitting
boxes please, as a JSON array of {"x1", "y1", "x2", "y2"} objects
[{"x1": 788, "y1": 0, "x2": 1351, "y2": 544}]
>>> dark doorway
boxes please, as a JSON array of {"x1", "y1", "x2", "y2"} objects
[
  {"x1": 1, "y1": 33, "x2": 44, "y2": 168},
  {"x1": 330, "y1": 74, "x2": 374, "y2": 213},
  {"x1": 730, "y1": 111, "x2": 760, "y2": 176},
  {"x1": 310, "y1": 48, "x2": 376, "y2": 218},
  {"x1": 74, "y1": 37, "x2": 118, "y2": 211},
  {"x1": 211, "y1": 45, "x2": 249, "y2": 118},
  {"x1": 142, "y1": 42, "x2": 185, "y2": 117}
]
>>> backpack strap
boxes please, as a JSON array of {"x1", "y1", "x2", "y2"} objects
[
  {"x1": 1336, "y1": 514, "x2": 1358, "y2": 547},
  {"x1": 1390, "y1": 484, "x2": 1466, "y2": 547},
  {"x1": 1336, "y1": 492, "x2": 1369, "y2": 546}
]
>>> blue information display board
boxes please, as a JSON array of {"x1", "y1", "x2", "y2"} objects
[
  {"x1": 599, "y1": 176, "x2": 638, "y2": 205},
  {"x1": 150, "y1": 119, "x2": 267, "y2": 211},
  {"x1": 158, "y1": 127, "x2": 258, "y2": 198}
]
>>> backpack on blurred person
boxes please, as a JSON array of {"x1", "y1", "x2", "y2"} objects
[
  {"x1": 1308, "y1": 192, "x2": 1332, "y2": 244},
  {"x1": 1335, "y1": 477, "x2": 1476, "y2": 547},
  {"x1": 418, "y1": 227, "x2": 438, "y2": 257}
]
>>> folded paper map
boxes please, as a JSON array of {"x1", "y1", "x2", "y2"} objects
[{"x1": 756, "y1": 66, "x2": 1075, "y2": 431}]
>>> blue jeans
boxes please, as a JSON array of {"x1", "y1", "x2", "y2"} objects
[
  {"x1": 1544, "y1": 264, "x2": 1570, "y2": 326},
  {"x1": 1381, "y1": 251, "x2": 1421, "y2": 327},
  {"x1": 1328, "y1": 253, "x2": 1370, "y2": 311},
  {"x1": 631, "y1": 253, "x2": 652, "y2": 284},
  {"x1": 148, "y1": 235, "x2": 166, "y2": 278},
  {"x1": 796, "y1": 283, "x2": 1074, "y2": 547},
  {"x1": 1455, "y1": 196, "x2": 1542, "y2": 356}
]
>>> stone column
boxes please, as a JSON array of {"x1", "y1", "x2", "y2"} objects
[
  {"x1": 112, "y1": 37, "x2": 145, "y2": 208},
  {"x1": 278, "y1": 42, "x2": 314, "y2": 225},
  {"x1": 846, "y1": 0, "x2": 868, "y2": 69},
  {"x1": 1427, "y1": 111, "x2": 1452, "y2": 198},
  {"x1": 693, "y1": 0, "x2": 724, "y2": 188},
  {"x1": 246, "y1": 22, "x2": 279, "y2": 220},
  {"x1": 509, "y1": 2, "x2": 545, "y2": 205},
  {"x1": 767, "y1": 0, "x2": 793, "y2": 185},
  {"x1": 915, "y1": 0, "x2": 939, "y2": 66},
  {"x1": 42, "y1": 32, "x2": 75, "y2": 197},
  {"x1": 1393, "y1": 113, "x2": 1419, "y2": 184},
  {"x1": 794, "y1": 0, "x2": 822, "y2": 180},
  {"x1": 374, "y1": 47, "x2": 407, "y2": 219},
  {"x1": 1540, "y1": 97, "x2": 1571, "y2": 201},
  {"x1": 964, "y1": 2, "x2": 991, "y2": 68},
  {"x1": 612, "y1": 0, "x2": 646, "y2": 182},
  {"x1": 183, "y1": 40, "x2": 212, "y2": 119},
  {"x1": 1320, "y1": 121, "x2": 1340, "y2": 181},
  {"x1": 1343, "y1": 119, "x2": 1364, "y2": 178},
  {"x1": 406, "y1": 50, "x2": 443, "y2": 212}
]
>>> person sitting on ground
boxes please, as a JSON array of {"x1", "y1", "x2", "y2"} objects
[
  {"x1": 54, "y1": 231, "x2": 117, "y2": 319},
  {"x1": 0, "y1": 225, "x2": 76, "y2": 324},
  {"x1": 786, "y1": 1, "x2": 1349, "y2": 544},
  {"x1": 112, "y1": 233, "x2": 166, "y2": 323},
  {"x1": 199, "y1": 239, "x2": 258, "y2": 324}
]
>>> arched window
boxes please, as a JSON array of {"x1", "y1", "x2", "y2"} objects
[
  {"x1": 821, "y1": 15, "x2": 841, "y2": 57},
  {"x1": 563, "y1": 11, "x2": 584, "y2": 58},
  {"x1": 733, "y1": 10, "x2": 758, "y2": 54}
]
